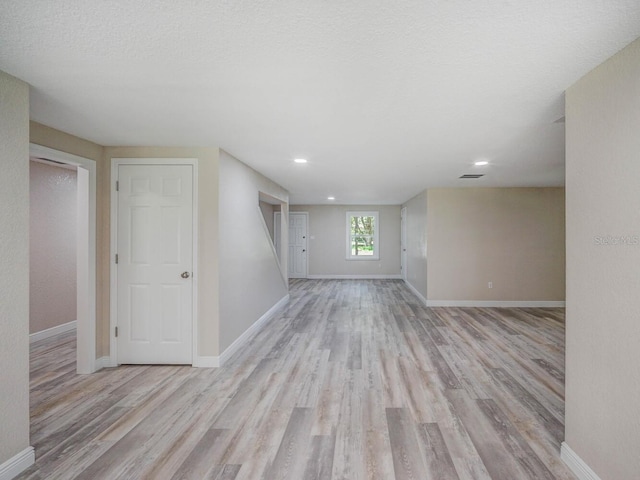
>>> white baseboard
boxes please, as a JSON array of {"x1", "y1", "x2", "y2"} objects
[
  {"x1": 193, "y1": 356, "x2": 220, "y2": 368},
  {"x1": 306, "y1": 274, "x2": 402, "y2": 280},
  {"x1": 219, "y1": 294, "x2": 290, "y2": 366},
  {"x1": 399, "y1": 280, "x2": 565, "y2": 310},
  {"x1": 561, "y1": 442, "x2": 602, "y2": 480},
  {"x1": 425, "y1": 300, "x2": 566, "y2": 308},
  {"x1": 29, "y1": 320, "x2": 76, "y2": 343},
  {"x1": 96, "y1": 353, "x2": 221, "y2": 370},
  {"x1": 0, "y1": 446, "x2": 34, "y2": 480},
  {"x1": 403, "y1": 280, "x2": 428, "y2": 306},
  {"x1": 94, "y1": 356, "x2": 117, "y2": 371}
]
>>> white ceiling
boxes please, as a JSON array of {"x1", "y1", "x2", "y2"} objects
[{"x1": 2, "y1": 1, "x2": 640, "y2": 204}]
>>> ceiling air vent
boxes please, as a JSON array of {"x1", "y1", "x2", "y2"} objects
[{"x1": 459, "y1": 174, "x2": 484, "y2": 179}]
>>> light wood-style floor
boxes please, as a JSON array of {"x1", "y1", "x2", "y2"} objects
[{"x1": 20, "y1": 279, "x2": 576, "y2": 479}]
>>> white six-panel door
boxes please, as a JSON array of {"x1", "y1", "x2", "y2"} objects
[
  {"x1": 116, "y1": 164, "x2": 193, "y2": 364},
  {"x1": 288, "y1": 213, "x2": 307, "y2": 278}
]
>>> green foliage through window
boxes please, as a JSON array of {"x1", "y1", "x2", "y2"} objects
[
  {"x1": 350, "y1": 216, "x2": 375, "y2": 255},
  {"x1": 347, "y1": 212, "x2": 379, "y2": 259}
]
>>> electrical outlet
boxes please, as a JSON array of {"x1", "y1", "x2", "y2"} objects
[{"x1": 488, "y1": 281, "x2": 493, "y2": 289}]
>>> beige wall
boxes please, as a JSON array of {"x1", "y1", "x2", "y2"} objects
[
  {"x1": 29, "y1": 161, "x2": 77, "y2": 334},
  {"x1": 259, "y1": 200, "x2": 275, "y2": 241},
  {"x1": 565, "y1": 37, "x2": 640, "y2": 480},
  {"x1": 30, "y1": 122, "x2": 104, "y2": 162},
  {"x1": 402, "y1": 191, "x2": 428, "y2": 300},
  {"x1": 289, "y1": 204, "x2": 402, "y2": 276},
  {"x1": 105, "y1": 147, "x2": 220, "y2": 356},
  {"x1": 219, "y1": 150, "x2": 289, "y2": 352},
  {"x1": 0, "y1": 71, "x2": 31, "y2": 465},
  {"x1": 426, "y1": 188, "x2": 565, "y2": 301},
  {"x1": 28, "y1": 126, "x2": 289, "y2": 360},
  {"x1": 29, "y1": 126, "x2": 222, "y2": 358}
]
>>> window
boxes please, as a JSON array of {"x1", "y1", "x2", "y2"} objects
[{"x1": 346, "y1": 211, "x2": 379, "y2": 260}]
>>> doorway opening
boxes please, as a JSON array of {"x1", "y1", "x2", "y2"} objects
[
  {"x1": 29, "y1": 158, "x2": 78, "y2": 353},
  {"x1": 29, "y1": 144, "x2": 97, "y2": 374},
  {"x1": 258, "y1": 192, "x2": 288, "y2": 285}
]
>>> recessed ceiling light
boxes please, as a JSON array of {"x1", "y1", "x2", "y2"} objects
[
  {"x1": 294, "y1": 158, "x2": 307, "y2": 164},
  {"x1": 474, "y1": 160, "x2": 489, "y2": 166},
  {"x1": 327, "y1": 196, "x2": 335, "y2": 200}
]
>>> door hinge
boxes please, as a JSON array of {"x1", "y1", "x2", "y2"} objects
[
  {"x1": 115, "y1": 326, "x2": 118, "y2": 337},
  {"x1": 116, "y1": 180, "x2": 119, "y2": 191},
  {"x1": 115, "y1": 253, "x2": 119, "y2": 264}
]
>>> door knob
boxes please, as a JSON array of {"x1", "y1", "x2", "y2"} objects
[{"x1": 181, "y1": 271, "x2": 190, "y2": 279}]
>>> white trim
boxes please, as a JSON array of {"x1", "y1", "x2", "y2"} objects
[
  {"x1": 307, "y1": 274, "x2": 403, "y2": 280},
  {"x1": 400, "y1": 206, "x2": 407, "y2": 282},
  {"x1": 31, "y1": 156, "x2": 76, "y2": 171},
  {"x1": 94, "y1": 356, "x2": 117, "y2": 371},
  {"x1": 561, "y1": 442, "x2": 602, "y2": 480},
  {"x1": 30, "y1": 144, "x2": 97, "y2": 375},
  {"x1": 219, "y1": 294, "x2": 290, "y2": 366},
  {"x1": 29, "y1": 321, "x2": 76, "y2": 343},
  {"x1": 425, "y1": 300, "x2": 566, "y2": 307},
  {"x1": 109, "y1": 158, "x2": 199, "y2": 367},
  {"x1": 0, "y1": 446, "x2": 34, "y2": 480},
  {"x1": 193, "y1": 356, "x2": 220, "y2": 368},
  {"x1": 404, "y1": 280, "x2": 428, "y2": 306},
  {"x1": 346, "y1": 210, "x2": 380, "y2": 260},
  {"x1": 190, "y1": 161, "x2": 200, "y2": 368},
  {"x1": 399, "y1": 285, "x2": 563, "y2": 310}
]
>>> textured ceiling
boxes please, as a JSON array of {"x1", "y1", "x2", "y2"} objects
[{"x1": 2, "y1": 1, "x2": 640, "y2": 204}]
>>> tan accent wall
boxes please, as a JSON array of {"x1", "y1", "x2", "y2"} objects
[
  {"x1": 30, "y1": 122, "x2": 104, "y2": 162},
  {"x1": 105, "y1": 147, "x2": 220, "y2": 356},
  {"x1": 289, "y1": 204, "x2": 401, "y2": 276},
  {"x1": 218, "y1": 150, "x2": 289, "y2": 352},
  {"x1": 29, "y1": 161, "x2": 77, "y2": 334},
  {"x1": 426, "y1": 187, "x2": 565, "y2": 301},
  {"x1": 0, "y1": 70, "x2": 30, "y2": 464},
  {"x1": 565, "y1": 37, "x2": 640, "y2": 480}
]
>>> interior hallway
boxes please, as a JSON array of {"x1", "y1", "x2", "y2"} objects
[{"x1": 21, "y1": 279, "x2": 575, "y2": 479}]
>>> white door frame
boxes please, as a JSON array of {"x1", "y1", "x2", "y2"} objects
[
  {"x1": 109, "y1": 158, "x2": 199, "y2": 366},
  {"x1": 401, "y1": 206, "x2": 407, "y2": 281},
  {"x1": 29, "y1": 144, "x2": 97, "y2": 374}
]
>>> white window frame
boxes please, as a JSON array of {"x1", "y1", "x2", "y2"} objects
[{"x1": 346, "y1": 211, "x2": 379, "y2": 260}]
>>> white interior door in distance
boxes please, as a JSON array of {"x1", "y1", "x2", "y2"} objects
[
  {"x1": 116, "y1": 164, "x2": 193, "y2": 364},
  {"x1": 288, "y1": 213, "x2": 307, "y2": 278}
]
